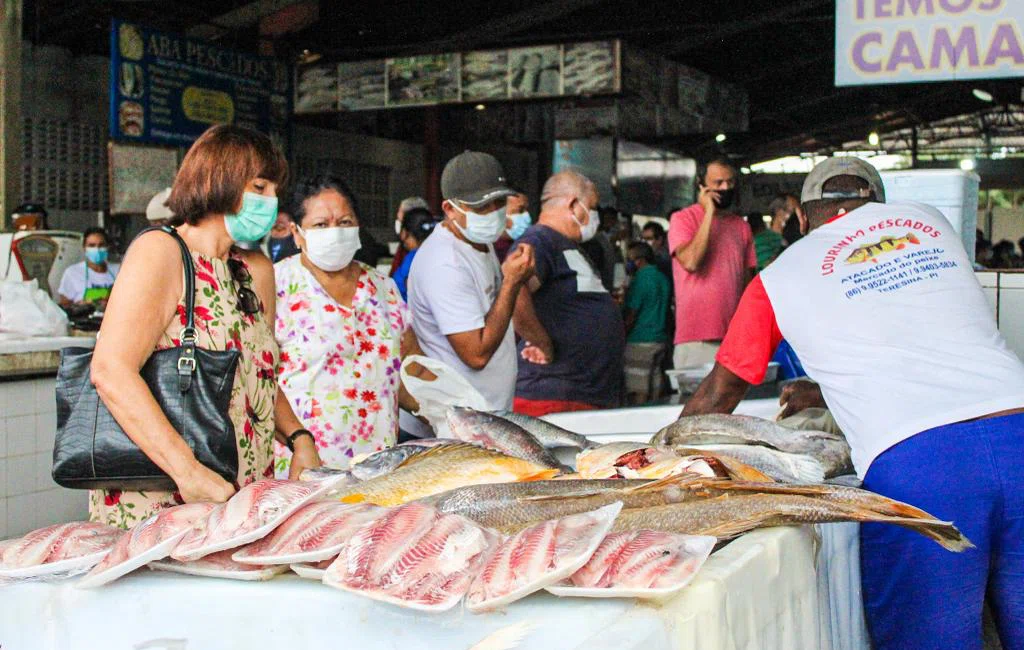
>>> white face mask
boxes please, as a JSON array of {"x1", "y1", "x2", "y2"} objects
[
  {"x1": 297, "y1": 225, "x2": 361, "y2": 272},
  {"x1": 570, "y1": 204, "x2": 600, "y2": 243},
  {"x1": 395, "y1": 219, "x2": 403, "y2": 237},
  {"x1": 451, "y1": 203, "x2": 507, "y2": 244}
]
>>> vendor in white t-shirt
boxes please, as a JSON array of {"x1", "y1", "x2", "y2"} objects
[
  {"x1": 680, "y1": 157, "x2": 1024, "y2": 650},
  {"x1": 407, "y1": 151, "x2": 540, "y2": 410},
  {"x1": 58, "y1": 227, "x2": 119, "y2": 308}
]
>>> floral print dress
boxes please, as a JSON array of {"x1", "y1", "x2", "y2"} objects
[
  {"x1": 89, "y1": 252, "x2": 279, "y2": 529},
  {"x1": 273, "y1": 255, "x2": 409, "y2": 476}
]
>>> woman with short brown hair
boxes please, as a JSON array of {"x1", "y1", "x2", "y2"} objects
[{"x1": 89, "y1": 124, "x2": 321, "y2": 528}]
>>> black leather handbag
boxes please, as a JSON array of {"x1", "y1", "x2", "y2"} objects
[{"x1": 52, "y1": 226, "x2": 240, "y2": 491}]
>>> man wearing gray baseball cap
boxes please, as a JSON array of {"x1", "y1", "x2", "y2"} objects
[
  {"x1": 677, "y1": 155, "x2": 1024, "y2": 649},
  {"x1": 407, "y1": 151, "x2": 539, "y2": 410}
]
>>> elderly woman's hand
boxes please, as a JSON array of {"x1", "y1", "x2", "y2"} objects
[
  {"x1": 177, "y1": 463, "x2": 237, "y2": 504},
  {"x1": 288, "y1": 437, "x2": 322, "y2": 481}
]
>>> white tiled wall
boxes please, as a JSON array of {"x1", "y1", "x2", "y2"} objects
[{"x1": 1, "y1": 376, "x2": 88, "y2": 539}]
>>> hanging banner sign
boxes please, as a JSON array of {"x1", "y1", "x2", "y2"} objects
[
  {"x1": 109, "y1": 19, "x2": 290, "y2": 145},
  {"x1": 835, "y1": 0, "x2": 1024, "y2": 86}
]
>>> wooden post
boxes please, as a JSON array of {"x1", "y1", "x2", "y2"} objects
[{"x1": 0, "y1": 0, "x2": 24, "y2": 229}]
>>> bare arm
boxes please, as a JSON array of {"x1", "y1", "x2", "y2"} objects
[
  {"x1": 623, "y1": 308, "x2": 637, "y2": 334},
  {"x1": 90, "y1": 232, "x2": 234, "y2": 503},
  {"x1": 398, "y1": 328, "x2": 435, "y2": 413},
  {"x1": 446, "y1": 244, "x2": 535, "y2": 371},
  {"x1": 673, "y1": 188, "x2": 718, "y2": 273},
  {"x1": 244, "y1": 250, "x2": 321, "y2": 477},
  {"x1": 512, "y1": 279, "x2": 554, "y2": 362},
  {"x1": 680, "y1": 363, "x2": 751, "y2": 416}
]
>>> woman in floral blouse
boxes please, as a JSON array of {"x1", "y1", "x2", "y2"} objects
[
  {"x1": 88, "y1": 125, "x2": 321, "y2": 528},
  {"x1": 274, "y1": 175, "x2": 422, "y2": 475}
]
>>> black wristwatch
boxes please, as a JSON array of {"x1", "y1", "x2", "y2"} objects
[{"x1": 285, "y1": 429, "x2": 314, "y2": 452}]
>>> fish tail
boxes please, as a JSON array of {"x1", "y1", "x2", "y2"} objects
[
  {"x1": 522, "y1": 469, "x2": 561, "y2": 481},
  {"x1": 906, "y1": 232, "x2": 920, "y2": 245}
]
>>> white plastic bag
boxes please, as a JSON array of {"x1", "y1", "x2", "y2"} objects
[
  {"x1": 0, "y1": 279, "x2": 69, "y2": 337},
  {"x1": 400, "y1": 355, "x2": 490, "y2": 438}
]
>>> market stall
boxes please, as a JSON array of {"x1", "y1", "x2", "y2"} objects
[{"x1": 0, "y1": 400, "x2": 870, "y2": 650}]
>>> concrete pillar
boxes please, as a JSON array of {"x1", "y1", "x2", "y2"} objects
[{"x1": 0, "y1": 0, "x2": 23, "y2": 229}]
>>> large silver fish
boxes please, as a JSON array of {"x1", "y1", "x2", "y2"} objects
[
  {"x1": 491, "y1": 410, "x2": 599, "y2": 450},
  {"x1": 423, "y1": 476, "x2": 972, "y2": 551},
  {"x1": 677, "y1": 444, "x2": 824, "y2": 484},
  {"x1": 653, "y1": 414, "x2": 853, "y2": 478},
  {"x1": 446, "y1": 407, "x2": 563, "y2": 469}
]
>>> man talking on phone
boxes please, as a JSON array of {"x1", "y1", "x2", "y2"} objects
[{"x1": 668, "y1": 157, "x2": 757, "y2": 370}]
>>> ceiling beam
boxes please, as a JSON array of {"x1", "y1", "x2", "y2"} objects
[
  {"x1": 663, "y1": 0, "x2": 831, "y2": 55},
  {"x1": 187, "y1": 0, "x2": 308, "y2": 40}
]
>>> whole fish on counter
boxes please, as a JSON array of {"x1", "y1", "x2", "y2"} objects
[
  {"x1": 447, "y1": 407, "x2": 563, "y2": 469},
  {"x1": 677, "y1": 444, "x2": 825, "y2": 484},
  {"x1": 330, "y1": 442, "x2": 559, "y2": 507},
  {"x1": 491, "y1": 410, "x2": 598, "y2": 450},
  {"x1": 423, "y1": 476, "x2": 972, "y2": 550},
  {"x1": 609, "y1": 481, "x2": 971, "y2": 552},
  {"x1": 576, "y1": 442, "x2": 775, "y2": 483},
  {"x1": 652, "y1": 413, "x2": 854, "y2": 478},
  {"x1": 299, "y1": 439, "x2": 472, "y2": 483}
]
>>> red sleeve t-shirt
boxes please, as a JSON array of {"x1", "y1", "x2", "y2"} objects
[{"x1": 715, "y1": 275, "x2": 783, "y2": 384}]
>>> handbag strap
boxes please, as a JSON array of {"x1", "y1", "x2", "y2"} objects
[{"x1": 134, "y1": 225, "x2": 199, "y2": 392}]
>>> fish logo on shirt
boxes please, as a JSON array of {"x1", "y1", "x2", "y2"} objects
[{"x1": 845, "y1": 233, "x2": 920, "y2": 265}]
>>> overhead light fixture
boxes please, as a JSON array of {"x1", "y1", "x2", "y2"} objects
[
  {"x1": 867, "y1": 132, "x2": 880, "y2": 147},
  {"x1": 972, "y1": 88, "x2": 994, "y2": 102},
  {"x1": 474, "y1": 104, "x2": 486, "y2": 111},
  {"x1": 715, "y1": 133, "x2": 727, "y2": 143},
  {"x1": 959, "y1": 159, "x2": 976, "y2": 171}
]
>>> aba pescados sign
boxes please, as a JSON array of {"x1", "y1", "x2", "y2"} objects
[{"x1": 835, "y1": 0, "x2": 1024, "y2": 86}]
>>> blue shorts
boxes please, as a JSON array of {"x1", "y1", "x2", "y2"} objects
[{"x1": 860, "y1": 412, "x2": 1024, "y2": 650}]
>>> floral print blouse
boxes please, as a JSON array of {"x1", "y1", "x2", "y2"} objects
[
  {"x1": 90, "y1": 251, "x2": 279, "y2": 529},
  {"x1": 273, "y1": 255, "x2": 409, "y2": 476}
]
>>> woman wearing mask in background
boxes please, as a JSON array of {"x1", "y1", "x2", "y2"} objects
[
  {"x1": 274, "y1": 175, "x2": 423, "y2": 476},
  {"x1": 392, "y1": 207, "x2": 437, "y2": 302},
  {"x1": 58, "y1": 227, "x2": 119, "y2": 309},
  {"x1": 88, "y1": 124, "x2": 321, "y2": 529}
]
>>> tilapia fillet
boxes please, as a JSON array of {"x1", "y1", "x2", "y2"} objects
[
  {"x1": 173, "y1": 477, "x2": 344, "y2": 562},
  {"x1": 78, "y1": 503, "x2": 217, "y2": 588},
  {"x1": 150, "y1": 549, "x2": 288, "y2": 581},
  {"x1": 232, "y1": 502, "x2": 383, "y2": 565},
  {"x1": 323, "y1": 502, "x2": 497, "y2": 612},
  {"x1": 0, "y1": 522, "x2": 123, "y2": 578},
  {"x1": 465, "y1": 502, "x2": 623, "y2": 612},
  {"x1": 549, "y1": 530, "x2": 716, "y2": 597}
]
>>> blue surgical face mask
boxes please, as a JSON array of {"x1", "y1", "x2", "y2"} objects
[
  {"x1": 224, "y1": 192, "x2": 279, "y2": 242},
  {"x1": 625, "y1": 259, "x2": 637, "y2": 275},
  {"x1": 451, "y1": 202, "x2": 507, "y2": 245},
  {"x1": 506, "y1": 212, "x2": 531, "y2": 240},
  {"x1": 85, "y1": 247, "x2": 108, "y2": 265}
]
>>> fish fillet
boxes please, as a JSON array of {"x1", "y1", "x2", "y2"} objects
[
  {"x1": 324, "y1": 502, "x2": 497, "y2": 612},
  {"x1": 172, "y1": 476, "x2": 346, "y2": 562},
  {"x1": 290, "y1": 557, "x2": 335, "y2": 580},
  {"x1": 546, "y1": 530, "x2": 715, "y2": 599},
  {"x1": 465, "y1": 502, "x2": 623, "y2": 613},
  {"x1": 78, "y1": 503, "x2": 217, "y2": 589},
  {"x1": 150, "y1": 549, "x2": 288, "y2": 581},
  {"x1": 232, "y1": 501, "x2": 383, "y2": 565},
  {"x1": 0, "y1": 522, "x2": 123, "y2": 579}
]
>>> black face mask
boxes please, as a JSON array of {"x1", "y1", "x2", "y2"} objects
[
  {"x1": 712, "y1": 188, "x2": 737, "y2": 210},
  {"x1": 782, "y1": 213, "x2": 803, "y2": 244}
]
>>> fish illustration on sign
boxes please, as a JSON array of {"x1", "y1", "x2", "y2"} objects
[{"x1": 845, "y1": 233, "x2": 920, "y2": 264}]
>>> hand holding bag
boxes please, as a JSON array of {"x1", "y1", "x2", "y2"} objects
[{"x1": 52, "y1": 226, "x2": 240, "y2": 491}]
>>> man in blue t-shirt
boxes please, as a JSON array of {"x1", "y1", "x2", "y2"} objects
[{"x1": 510, "y1": 170, "x2": 625, "y2": 416}]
